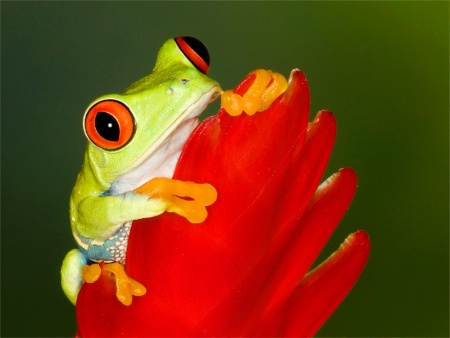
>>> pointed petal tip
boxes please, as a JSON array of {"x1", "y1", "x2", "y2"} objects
[
  {"x1": 305, "y1": 110, "x2": 337, "y2": 158},
  {"x1": 286, "y1": 69, "x2": 309, "y2": 93},
  {"x1": 325, "y1": 167, "x2": 357, "y2": 190},
  {"x1": 327, "y1": 230, "x2": 371, "y2": 272},
  {"x1": 315, "y1": 109, "x2": 335, "y2": 122},
  {"x1": 288, "y1": 68, "x2": 306, "y2": 81},
  {"x1": 338, "y1": 166, "x2": 357, "y2": 177},
  {"x1": 308, "y1": 110, "x2": 336, "y2": 135},
  {"x1": 345, "y1": 229, "x2": 371, "y2": 253},
  {"x1": 337, "y1": 167, "x2": 358, "y2": 195}
]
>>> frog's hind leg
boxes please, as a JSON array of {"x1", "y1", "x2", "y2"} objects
[
  {"x1": 81, "y1": 262, "x2": 146, "y2": 306},
  {"x1": 103, "y1": 263, "x2": 146, "y2": 306},
  {"x1": 61, "y1": 248, "x2": 87, "y2": 305}
]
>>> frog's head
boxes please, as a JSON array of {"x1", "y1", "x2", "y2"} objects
[{"x1": 83, "y1": 37, "x2": 222, "y2": 193}]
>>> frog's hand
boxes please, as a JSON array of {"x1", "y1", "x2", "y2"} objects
[
  {"x1": 221, "y1": 69, "x2": 288, "y2": 116},
  {"x1": 61, "y1": 249, "x2": 87, "y2": 305},
  {"x1": 82, "y1": 262, "x2": 146, "y2": 306},
  {"x1": 134, "y1": 177, "x2": 217, "y2": 223}
]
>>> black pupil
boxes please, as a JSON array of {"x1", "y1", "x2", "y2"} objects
[
  {"x1": 182, "y1": 37, "x2": 210, "y2": 68},
  {"x1": 95, "y1": 112, "x2": 120, "y2": 141}
]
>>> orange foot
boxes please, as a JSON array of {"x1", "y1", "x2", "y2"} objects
[
  {"x1": 134, "y1": 177, "x2": 217, "y2": 223},
  {"x1": 221, "y1": 69, "x2": 288, "y2": 116},
  {"x1": 82, "y1": 262, "x2": 146, "y2": 306}
]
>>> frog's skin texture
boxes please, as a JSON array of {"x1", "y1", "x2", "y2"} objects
[{"x1": 61, "y1": 37, "x2": 221, "y2": 305}]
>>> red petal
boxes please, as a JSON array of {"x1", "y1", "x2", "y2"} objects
[
  {"x1": 263, "y1": 110, "x2": 337, "y2": 269},
  {"x1": 250, "y1": 168, "x2": 358, "y2": 335},
  {"x1": 275, "y1": 230, "x2": 371, "y2": 336},
  {"x1": 194, "y1": 112, "x2": 341, "y2": 335}
]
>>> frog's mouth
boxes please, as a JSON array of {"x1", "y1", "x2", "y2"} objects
[{"x1": 109, "y1": 85, "x2": 222, "y2": 195}]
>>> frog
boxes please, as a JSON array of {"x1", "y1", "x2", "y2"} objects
[
  {"x1": 61, "y1": 36, "x2": 289, "y2": 306},
  {"x1": 61, "y1": 37, "x2": 221, "y2": 306}
]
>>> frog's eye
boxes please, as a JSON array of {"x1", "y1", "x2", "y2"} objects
[
  {"x1": 175, "y1": 36, "x2": 210, "y2": 74},
  {"x1": 84, "y1": 99, "x2": 135, "y2": 150}
]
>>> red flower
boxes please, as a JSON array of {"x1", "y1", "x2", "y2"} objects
[{"x1": 76, "y1": 69, "x2": 370, "y2": 337}]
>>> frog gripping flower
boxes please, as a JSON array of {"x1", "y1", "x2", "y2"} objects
[
  {"x1": 64, "y1": 37, "x2": 370, "y2": 337},
  {"x1": 61, "y1": 37, "x2": 286, "y2": 307}
]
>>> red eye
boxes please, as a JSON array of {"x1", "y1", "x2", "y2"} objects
[
  {"x1": 84, "y1": 99, "x2": 134, "y2": 150},
  {"x1": 175, "y1": 36, "x2": 210, "y2": 74}
]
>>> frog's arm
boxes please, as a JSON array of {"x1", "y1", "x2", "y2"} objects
[
  {"x1": 74, "y1": 177, "x2": 217, "y2": 241},
  {"x1": 74, "y1": 191, "x2": 165, "y2": 241}
]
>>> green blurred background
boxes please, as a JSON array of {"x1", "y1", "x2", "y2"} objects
[{"x1": 2, "y1": 2, "x2": 448, "y2": 336}]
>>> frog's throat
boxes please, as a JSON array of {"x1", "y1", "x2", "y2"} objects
[{"x1": 109, "y1": 85, "x2": 221, "y2": 195}]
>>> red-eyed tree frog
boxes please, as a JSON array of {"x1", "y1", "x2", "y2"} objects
[
  {"x1": 61, "y1": 37, "x2": 221, "y2": 305},
  {"x1": 61, "y1": 36, "x2": 288, "y2": 306}
]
